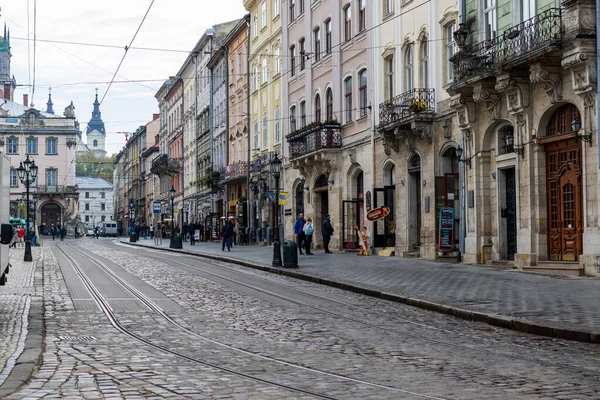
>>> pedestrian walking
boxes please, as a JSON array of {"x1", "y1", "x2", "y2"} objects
[
  {"x1": 189, "y1": 222, "x2": 196, "y2": 245},
  {"x1": 294, "y1": 212, "x2": 306, "y2": 255},
  {"x1": 51, "y1": 224, "x2": 56, "y2": 241},
  {"x1": 182, "y1": 223, "x2": 189, "y2": 242},
  {"x1": 149, "y1": 224, "x2": 154, "y2": 239},
  {"x1": 17, "y1": 225, "x2": 25, "y2": 247},
  {"x1": 322, "y1": 214, "x2": 334, "y2": 253},
  {"x1": 60, "y1": 227, "x2": 66, "y2": 241},
  {"x1": 303, "y1": 217, "x2": 314, "y2": 255},
  {"x1": 222, "y1": 220, "x2": 233, "y2": 251}
]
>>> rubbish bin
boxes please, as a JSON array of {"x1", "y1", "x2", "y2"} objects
[
  {"x1": 282, "y1": 240, "x2": 298, "y2": 268},
  {"x1": 129, "y1": 232, "x2": 137, "y2": 243},
  {"x1": 173, "y1": 233, "x2": 183, "y2": 249}
]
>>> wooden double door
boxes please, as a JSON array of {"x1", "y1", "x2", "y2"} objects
[{"x1": 545, "y1": 139, "x2": 583, "y2": 261}]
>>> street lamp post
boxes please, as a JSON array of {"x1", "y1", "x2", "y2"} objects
[
  {"x1": 17, "y1": 155, "x2": 38, "y2": 262},
  {"x1": 169, "y1": 186, "x2": 176, "y2": 248},
  {"x1": 32, "y1": 191, "x2": 39, "y2": 245},
  {"x1": 270, "y1": 154, "x2": 282, "y2": 267}
]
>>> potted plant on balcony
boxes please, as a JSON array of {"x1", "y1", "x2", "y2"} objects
[{"x1": 409, "y1": 99, "x2": 427, "y2": 113}]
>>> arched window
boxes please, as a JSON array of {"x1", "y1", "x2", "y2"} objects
[
  {"x1": 326, "y1": 88, "x2": 333, "y2": 121},
  {"x1": 421, "y1": 40, "x2": 429, "y2": 88},
  {"x1": 295, "y1": 181, "x2": 304, "y2": 215},
  {"x1": 315, "y1": 93, "x2": 322, "y2": 122},
  {"x1": 405, "y1": 46, "x2": 413, "y2": 91},
  {"x1": 290, "y1": 105, "x2": 297, "y2": 132},
  {"x1": 93, "y1": 139, "x2": 98, "y2": 147},
  {"x1": 300, "y1": 100, "x2": 306, "y2": 128},
  {"x1": 358, "y1": 69, "x2": 367, "y2": 117},
  {"x1": 344, "y1": 76, "x2": 353, "y2": 123},
  {"x1": 546, "y1": 104, "x2": 581, "y2": 137}
]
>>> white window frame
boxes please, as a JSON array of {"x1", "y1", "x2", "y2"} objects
[
  {"x1": 483, "y1": 0, "x2": 497, "y2": 42},
  {"x1": 253, "y1": 66, "x2": 258, "y2": 90},
  {"x1": 254, "y1": 122, "x2": 260, "y2": 153},
  {"x1": 262, "y1": 115, "x2": 268, "y2": 149},
  {"x1": 405, "y1": 46, "x2": 413, "y2": 92},
  {"x1": 274, "y1": 0, "x2": 279, "y2": 17},
  {"x1": 421, "y1": 40, "x2": 429, "y2": 88},
  {"x1": 262, "y1": 57, "x2": 268, "y2": 83},
  {"x1": 274, "y1": 47, "x2": 280, "y2": 74},
  {"x1": 274, "y1": 108, "x2": 281, "y2": 144},
  {"x1": 253, "y1": 14, "x2": 258, "y2": 37},
  {"x1": 261, "y1": 2, "x2": 267, "y2": 28},
  {"x1": 445, "y1": 24, "x2": 456, "y2": 83}
]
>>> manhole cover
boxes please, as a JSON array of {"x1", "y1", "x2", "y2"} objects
[{"x1": 58, "y1": 335, "x2": 96, "y2": 341}]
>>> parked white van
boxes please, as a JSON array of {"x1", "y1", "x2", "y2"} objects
[{"x1": 103, "y1": 221, "x2": 118, "y2": 237}]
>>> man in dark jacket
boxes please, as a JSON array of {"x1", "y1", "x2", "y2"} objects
[
  {"x1": 322, "y1": 214, "x2": 334, "y2": 253},
  {"x1": 182, "y1": 223, "x2": 189, "y2": 242},
  {"x1": 293, "y1": 213, "x2": 306, "y2": 255},
  {"x1": 221, "y1": 221, "x2": 234, "y2": 251},
  {"x1": 189, "y1": 222, "x2": 196, "y2": 245}
]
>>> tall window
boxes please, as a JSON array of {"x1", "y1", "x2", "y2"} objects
[
  {"x1": 445, "y1": 24, "x2": 456, "y2": 82},
  {"x1": 274, "y1": 47, "x2": 280, "y2": 74},
  {"x1": 85, "y1": 203, "x2": 90, "y2": 211},
  {"x1": 93, "y1": 139, "x2": 98, "y2": 147},
  {"x1": 344, "y1": 77, "x2": 353, "y2": 123},
  {"x1": 300, "y1": 0, "x2": 305, "y2": 14},
  {"x1": 290, "y1": 105, "x2": 297, "y2": 132},
  {"x1": 299, "y1": 38, "x2": 306, "y2": 71},
  {"x1": 47, "y1": 169, "x2": 57, "y2": 186},
  {"x1": 7, "y1": 138, "x2": 17, "y2": 154},
  {"x1": 300, "y1": 100, "x2": 306, "y2": 128},
  {"x1": 9, "y1": 169, "x2": 17, "y2": 187},
  {"x1": 358, "y1": 0, "x2": 366, "y2": 32},
  {"x1": 421, "y1": 40, "x2": 429, "y2": 88},
  {"x1": 405, "y1": 47, "x2": 413, "y2": 91},
  {"x1": 261, "y1": 2, "x2": 267, "y2": 28},
  {"x1": 326, "y1": 88, "x2": 333, "y2": 121},
  {"x1": 290, "y1": 0, "x2": 295, "y2": 21},
  {"x1": 262, "y1": 57, "x2": 268, "y2": 83},
  {"x1": 27, "y1": 138, "x2": 38, "y2": 154},
  {"x1": 325, "y1": 19, "x2": 332, "y2": 53},
  {"x1": 274, "y1": 0, "x2": 279, "y2": 16},
  {"x1": 46, "y1": 138, "x2": 57, "y2": 154},
  {"x1": 238, "y1": 52, "x2": 243, "y2": 74},
  {"x1": 385, "y1": 0, "x2": 393, "y2": 15},
  {"x1": 253, "y1": 66, "x2": 258, "y2": 90},
  {"x1": 262, "y1": 115, "x2": 268, "y2": 149},
  {"x1": 385, "y1": 56, "x2": 394, "y2": 100},
  {"x1": 290, "y1": 45, "x2": 296, "y2": 76},
  {"x1": 101, "y1": 192, "x2": 105, "y2": 199},
  {"x1": 484, "y1": 0, "x2": 497, "y2": 42},
  {"x1": 274, "y1": 108, "x2": 281, "y2": 144},
  {"x1": 253, "y1": 14, "x2": 258, "y2": 37},
  {"x1": 314, "y1": 28, "x2": 321, "y2": 61},
  {"x1": 520, "y1": 0, "x2": 534, "y2": 21},
  {"x1": 315, "y1": 93, "x2": 322, "y2": 122},
  {"x1": 254, "y1": 122, "x2": 259, "y2": 152},
  {"x1": 344, "y1": 6, "x2": 352, "y2": 42},
  {"x1": 358, "y1": 69, "x2": 367, "y2": 117}
]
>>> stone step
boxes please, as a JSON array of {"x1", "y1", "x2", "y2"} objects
[
  {"x1": 491, "y1": 260, "x2": 515, "y2": 269},
  {"x1": 523, "y1": 261, "x2": 584, "y2": 277}
]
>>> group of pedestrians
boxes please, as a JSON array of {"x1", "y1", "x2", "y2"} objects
[
  {"x1": 294, "y1": 213, "x2": 334, "y2": 255},
  {"x1": 50, "y1": 224, "x2": 66, "y2": 241}
]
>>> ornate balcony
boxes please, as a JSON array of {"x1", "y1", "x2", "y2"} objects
[
  {"x1": 450, "y1": 8, "x2": 562, "y2": 86},
  {"x1": 378, "y1": 88, "x2": 436, "y2": 128},
  {"x1": 220, "y1": 161, "x2": 248, "y2": 183},
  {"x1": 150, "y1": 154, "x2": 181, "y2": 176},
  {"x1": 287, "y1": 122, "x2": 342, "y2": 160},
  {"x1": 37, "y1": 185, "x2": 78, "y2": 195}
]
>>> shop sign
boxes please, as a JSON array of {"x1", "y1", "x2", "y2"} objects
[
  {"x1": 438, "y1": 207, "x2": 454, "y2": 252},
  {"x1": 366, "y1": 206, "x2": 390, "y2": 222},
  {"x1": 152, "y1": 201, "x2": 161, "y2": 214}
]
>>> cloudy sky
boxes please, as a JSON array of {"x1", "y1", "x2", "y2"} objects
[{"x1": 2, "y1": 0, "x2": 247, "y2": 155}]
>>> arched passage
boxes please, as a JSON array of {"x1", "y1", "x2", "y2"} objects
[
  {"x1": 313, "y1": 175, "x2": 329, "y2": 247},
  {"x1": 342, "y1": 169, "x2": 364, "y2": 249},
  {"x1": 40, "y1": 202, "x2": 62, "y2": 234},
  {"x1": 407, "y1": 153, "x2": 421, "y2": 250},
  {"x1": 374, "y1": 162, "x2": 396, "y2": 248}
]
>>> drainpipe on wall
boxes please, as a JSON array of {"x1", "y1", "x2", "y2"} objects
[
  {"x1": 245, "y1": 17, "x2": 251, "y2": 239},
  {"x1": 597, "y1": 0, "x2": 600, "y2": 170},
  {"x1": 209, "y1": 38, "x2": 215, "y2": 215},
  {"x1": 193, "y1": 53, "x2": 198, "y2": 223}
]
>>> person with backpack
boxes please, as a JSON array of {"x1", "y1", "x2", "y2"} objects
[{"x1": 303, "y1": 217, "x2": 314, "y2": 255}]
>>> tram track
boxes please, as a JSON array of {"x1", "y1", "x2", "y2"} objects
[
  {"x1": 55, "y1": 241, "x2": 452, "y2": 400},
  {"x1": 108, "y1": 240, "x2": 600, "y2": 377}
]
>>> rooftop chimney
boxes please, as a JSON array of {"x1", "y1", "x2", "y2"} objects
[
  {"x1": 153, "y1": 113, "x2": 159, "y2": 121},
  {"x1": 23, "y1": 94, "x2": 29, "y2": 107}
]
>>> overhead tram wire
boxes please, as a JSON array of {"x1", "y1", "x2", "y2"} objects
[{"x1": 99, "y1": 0, "x2": 155, "y2": 105}]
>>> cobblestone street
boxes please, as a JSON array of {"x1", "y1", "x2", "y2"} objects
[{"x1": 0, "y1": 239, "x2": 599, "y2": 399}]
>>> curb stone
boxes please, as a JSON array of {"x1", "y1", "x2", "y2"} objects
[{"x1": 121, "y1": 240, "x2": 600, "y2": 344}]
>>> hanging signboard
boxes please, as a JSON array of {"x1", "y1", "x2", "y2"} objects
[
  {"x1": 153, "y1": 201, "x2": 162, "y2": 214},
  {"x1": 438, "y1": 207, "x2": 455, "y2": 252},
  {"x1": 366, "y1": 206, "x2": 390, "y2": 222}
]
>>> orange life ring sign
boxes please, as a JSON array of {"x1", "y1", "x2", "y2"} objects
[{"x1": 366, "y1": 206, "x2": 390, "y2": 222}]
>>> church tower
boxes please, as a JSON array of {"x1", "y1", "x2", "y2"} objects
[
  {"x1": 86, "y1": 89, "x2": 107, "y2": 156},
  {"x1": 0, "y1": 23, "x2": 16, "y2": 101}
]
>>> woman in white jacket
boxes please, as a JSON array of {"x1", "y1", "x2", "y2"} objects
[{"x1": 302, "y1": 217, "x2": 314, "y2": 255}]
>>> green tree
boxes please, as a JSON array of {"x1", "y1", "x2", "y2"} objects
[{"x1": 76, "y1": 152, "x2": 117, "y2": 183}]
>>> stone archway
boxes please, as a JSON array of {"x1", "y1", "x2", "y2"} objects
[{"x1": 40, "y1": 202, "x2": 62, "y2": 235}]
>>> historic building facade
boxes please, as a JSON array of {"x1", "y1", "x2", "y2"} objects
[
  {"x1": 85, "y1": 90, "x2": 107, "y2": 156},
  {"x1": 444, "y1": 0, "x2": 599, "y2": 275},
  {"x1": 244, "y1": 0, "x2": 283, "y2": 243},
  {"x1": 77, "y1": 177, "x2": 114, "y2": 227},
  {"x1": 282, "y1": 0, "x2": 374, "y2": 250}
]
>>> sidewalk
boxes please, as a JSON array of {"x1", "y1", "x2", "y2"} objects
[{"x1": 125, "y1": 237, "x2": 600, "y2": 343}]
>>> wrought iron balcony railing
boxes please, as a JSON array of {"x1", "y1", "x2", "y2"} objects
[
  {"x1": 451, "y1": 8, "x2": 562, "y2": 83},
  {"x1": 379, "y1": 88, "x2": 436, "y2": 126},
  {"x1": 287, "y1": 122, "x2": 342, "y2": 160},
  {"x1": 150, "y1": 153, "x2": 181, "y2": 175},
  {"x1": 221, "y1": 161, "x2": 248, "y2": 182},
  {"x1": 37, "y1": 185, "x2": 78, "y2": 194}
]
